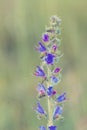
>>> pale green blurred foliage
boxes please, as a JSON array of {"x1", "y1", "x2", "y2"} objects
[{"x1": 0, "y1": 0, "x2": 87, "y2": 130}]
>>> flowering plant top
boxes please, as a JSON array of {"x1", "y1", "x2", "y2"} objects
[{"x1": 33, "y1": 15, "x2": 66, "y2": 130}]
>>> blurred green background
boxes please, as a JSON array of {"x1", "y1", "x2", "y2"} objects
[{"x1": 0, "y1": 0, "x2": 87, "y2": 130}]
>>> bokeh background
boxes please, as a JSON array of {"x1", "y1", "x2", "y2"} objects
[{"x1": 0, "y1": 0, "x2": 87, "y2": 130}]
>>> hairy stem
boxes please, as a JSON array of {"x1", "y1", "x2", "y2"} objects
[
  {"x1": 47, "y1": 67, "x2": 53, "y2": 127},
  {"x1": 48, "y1": 97, "x2": 53, "y2": 126}
]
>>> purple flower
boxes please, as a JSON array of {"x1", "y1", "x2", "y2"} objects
[
  {"x1": 34, "y1": 66, "x2": 45, "y2": 77},
  {"x1": 51, "y1": 76, "x2": 59, "y2": 84},
  {"x1": 39, "y1": 126, "x2": 46, "y2": 130},
  {"x1": 35, "y1": 102, "x2": 46, "y2": 115},
  {"x1": 42, "y1": 33, "x2": 49, "y2": 42},
  {"x1": 47, "y1": 86, "x2": 53, "y2": 96},
  {"x1": 48, "y1": 126, "x2": 57, "y2": 130},
  {"x1": 47, "y1": 86, "x2": 56, "y2": 96},
  {"x1": 45, "y1": 53, "x2": 55, "y2": 64},
  {"x1": 56, "y1": 92, "x2": 66, "y2": 102},
  {"x1": 54, "y1": 67, "x2": 60, "y2": 73},
  {"x1": 37, "y1": 83, "x2": 46, "y2": 98},
  {"x1": 52, "y1": 44, "x2": 58, "y2": 52},
  {"x1": 36, "y1": 42, "x2": 46, "y2": 52},
  {"x1": 52, "y1": 90, "x2": 57, "y2": 95},
  {"x1": 53, "y1": 106, "x2": 63, "y2": 120}
]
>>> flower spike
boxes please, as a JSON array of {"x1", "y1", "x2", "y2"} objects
[{"x1": 33, "y1": 16, "x2": 66, "y2": 130}]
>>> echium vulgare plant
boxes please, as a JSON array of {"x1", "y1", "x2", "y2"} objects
[{"x1": 33, "y1": 16, "x2": 66, "y2": 130}]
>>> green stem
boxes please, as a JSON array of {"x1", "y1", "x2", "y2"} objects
[
  {"x1": 47, "y1": 67, "x2": 53, "y2": 127},
  {"x1": 47, "y1": 97, "x2": 53, "y2": 126}
]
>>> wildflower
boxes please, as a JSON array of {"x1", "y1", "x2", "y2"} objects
[
  {"x1": 45, "y1": 53, "x2": 55, "y2": 65},
  {"x1": 53, "y1": 106, "x2": 63, "y2": 120},
  {"x1": 51, "y1": 44, "x2": 58, "y2": 53},
  {"x1": 34, "y1": 66, "x2": 45, "y2": 77},
  {"x1": 51, "y1": 76, "x2": 59, "y2": 84},
  {"x1": 39, "y1": 126, "x2": 46, "y2": 130},
  {"x1": 35, "y1": 102, "x2": 46, "y2": 116},
  {"x1": 42, "y1": 33, "x2": 49, "y2": 42},
  {"x1": 56, "y1": 92, "x2": 66, "y2": 103},
  {"x1": 37, "y1": 83, "x2": 46, "y2": 98},
  {"x1": 36, "y1": 42, "x2": 46, "y2": 52},
  {"x1": 52, "y1": 91, "x2": 57, "y2": 95},
  {"x1": 47, "y1": 86, "x2": 56, "y2": 96},
  {"x1": 33, "y1": 16, "x2": 66, "y2": 130},
  {"x1": 48, "y1": 126, "x2": 57, "y2": 130},
  {"x1": 53, "y1": 67, "x2": 60, "y2": 73}
]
